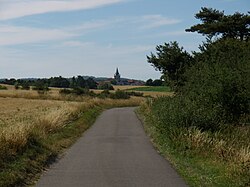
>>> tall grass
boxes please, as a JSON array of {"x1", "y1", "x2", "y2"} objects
[
  {"x1": 0, "y1": 96, "x2": 142, "y2": 186},
  {"x1": 139, "y1": 100, "x2": 250, "y2": 187},
  {"x1": 0, "y1": 97, "x2": 142, "y2": 158}
]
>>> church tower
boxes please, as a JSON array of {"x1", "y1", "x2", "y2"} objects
[{"x1": 114, "y1": 68, "x2": 121, "y2": 82}]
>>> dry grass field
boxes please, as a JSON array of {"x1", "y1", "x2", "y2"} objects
[
  {"x1": 0, "y1": 84, "x2": 67, "y2": 100},
  {"x1": 0, "y1": 84, "x2": 172, "y2": 99},
  {"x1": 0, "y1": 95, "x2": 142, "y2": 135},
  {"x1": 113, "y1": 85, "x2": 146, "y2": 90},
  {"x1": 0, "y1": 85, "x2": 144, "y2": 186},
  {"x1": 0, "y1": 97, "x2": 80, "y2": 128}
]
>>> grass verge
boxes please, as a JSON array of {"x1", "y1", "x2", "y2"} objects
[
  {"x1": 137, "y1": 100, "x2": 250, "y2": 187},
  {"x1": 0, "y1": 98, "x2": 142, "y2": 187},
  {"x1": 0, "y1": 107, "x2": 102, "y2": 187}
]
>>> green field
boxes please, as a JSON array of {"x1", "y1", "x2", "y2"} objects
[{"x1": 127, "y1": 86, "x2": 171, "y2": 92}]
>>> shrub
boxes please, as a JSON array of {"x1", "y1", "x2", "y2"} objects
[
  {"x1": 110, "y1": 90, "x2": 130, "y2": 99},
  {"x1": 0, "y1": 85, "x2": 7, "y2": 90},
  {"x1": 182, "y1": 38, "x2": 250, "y2": 125},
  {"x1": 97, "y1": 82, "x2": 114, "y2": 90},
  {"x1": 21, "y1": 82, "x2": 30, "y2": 90},
  {"x1": 149, "y1": 39, "x2": 250, "y2": 131},
  {"x1": 72, "y1": 87, "x2": 89, "y2": 95},
  {"x1": 127, "y1": 91, "x2": 144, "y2": 97},
  {"x1": 59, "y1": 89, "x2": 72, "y2": 95},
  {"x1": 98, "y1": 90, "x2": 110, "y2": 99},
  {"x1": 59, "y1": 87, "x2": 91, "y2": 96},
  {"x1": 33, "y1": 81, "x2": 49, "y2": 91}
]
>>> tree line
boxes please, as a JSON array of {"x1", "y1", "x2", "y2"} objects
[{"x1": 0, "y1": 76, "x2": 98, "y2": 91}]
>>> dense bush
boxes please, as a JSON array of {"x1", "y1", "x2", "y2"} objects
[
  {"x1": 21, "y1": 82, "x2": 30, "y2": 90},
  {"x1": 145, "y1": 79, "x2": 163, "y2": 86},
  {"x1": 110, "y1": 90, "x2": 130, "y2": 99},
  {"x1": 59, "y1": 87, "x2": 90, "y2": 96},
  {"x1": 150, "y1": 39, "x2": 250, "y2": 131},
  {"x1": 97, "y1": 82, "x2": 114, "y2": 90},
  {"x1": 33, "y1": 81, "x2": 49, "y2": 91},
  {"x1": 183, "y1": 39, "x2": 250, "y2": 125}
]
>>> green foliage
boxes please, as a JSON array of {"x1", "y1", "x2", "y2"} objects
[
  {"x1": 75, "y1": 76, "x2": 86, "y2": 88},
  {"x1": 2, "y1": 76, "x2": 98, "y2": 90},
  {"x1": 98, "y1": 90, "x2": 111, "y2": 99},
  {"x1": 110, "y1": 90, "x2": 130, "y2": 99},
  {"x1": 145, "y1": 79, "x2": 163, "y2": 86},
  {"x1": 143, "y1": 8, "x2": 250, "y2": 187},
  {"x1": 145, "y1": 79, "x2": 153, "y2": 86},
  {"x1": 59, "y1": 87, "x2": 90, "y2": 96},
  {"x1": 33, "y1": 80, "x2": 49, "y2": 91},
  {"x1": 86, "y1": 78, "x2": 98, "y2": 89},
  {"x1": 186, "y1": 7, "x2": 250, "y2": 40},
  {"x1": 2, "y1": 79, "x2": 16, "y2": 85},
  {"x1": 149, "y1": 39, "x2": 250, "y2": 131},
  {"x1": 0, "y1": 85, "x2": 7, "y2": 90},
  {"x1": 128, "y1": 86, "x2": 170, "y2": 92},
  {"x1": 20, "y1": 82, "x2": 30, "y2": 90},
  {"x1": 72, "y1": 87, "x2": 90, "y2": 95},
  {"x1": 14, "y1": 82, "x2": 19, "y2": 90},
  {"x1": 139, "y1": 103, "x2": 250, "y2": 187},
  {"x1": 97, "y1": 82, "x2": 114, "y2": 90},
  {"x1": 110, "y1": 79, "x2": 117, "y2": 85},
  {"x1": 49, "y1": 76, "x2": 70, "y2": 88},
  {"x1": 98, "y1": 90, "x2": 142, "y2": 99},
  {"x1": 147, "y1": 41, "x2": 193, "y2": 90},
  {"x1": 183, "y1": 38, "x2": 250, "y2": 124}
]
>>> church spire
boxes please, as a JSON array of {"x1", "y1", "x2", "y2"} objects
[
  {"x1": 114, "y1": 67, "x2": 121, "y2": 82},
  {"x1": 115, "y1": 68, "x2": 119, "y2": 75}
]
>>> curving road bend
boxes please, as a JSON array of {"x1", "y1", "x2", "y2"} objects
[{"x1": 36, "y1": 107, "x2": 188, "y2": 187}]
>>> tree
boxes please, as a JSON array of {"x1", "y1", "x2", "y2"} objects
[
  {"x1": 21, "y1": 81, "x2": 30, "y2": 90},
  {"x1": 186, "y1": 7, "x2": 250, "y2": 41},
  {"x1": 76, "y1": 76, "x2": 86, "y2": 88},
  {"x1": 152, "y1": 79, "x2": 163, "y2": 86},
  {"x1": 86, "y1": 78, "x2": 97, "y2": 89},
  {"x1": 49, "y1": 76, "x2": 70, "y2": 88},
  {"x1": 145, "y1": 79, "x2": 153, "y2": 86},
  {"x1": 146, "y1": 79, "x2": 163, "y2": 86},
  {"x1": 147, "y1": 41, "x2": 193, "y2": 90},
  {"x1": 33, "y1": 79, "x2": 49, "y2": 91},
  {"x1": 70, "y1": 76, "x2": 77, "y2": 88}
]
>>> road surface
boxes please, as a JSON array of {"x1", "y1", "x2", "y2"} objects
[{"x1": 36, "y1": 107, "x2": 187, "y2": 187}]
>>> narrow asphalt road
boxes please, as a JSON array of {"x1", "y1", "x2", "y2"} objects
[{"x1": 36, "y1": 107, "x2": 187, "y2": 187}]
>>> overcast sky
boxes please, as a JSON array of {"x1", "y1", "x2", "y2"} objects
[{"x1": 0, "y1": 0, "x2": 249, "y2": 80}]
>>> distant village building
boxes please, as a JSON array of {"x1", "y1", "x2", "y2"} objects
[
  {"x1": 114, "y1": 68, "x2": 121, "y2": 82},
  {"x1": 111, "y1": 68, "x2": 144, "y2": 86}
]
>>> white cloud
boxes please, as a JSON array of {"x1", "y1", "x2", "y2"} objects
[
  {"x1": 0, "y1": 18, "x2": 112, "y2": 46},
  {"x1": 67, "y1": 19, "x2": 121, "y2": 34},
  {"x1": 139, "y1": 15, "x2": 181, "y2": 29},
  {"x1": 0, "y1": 13, "x2": 181, "y2": 46},
  {"x1": 0, "y1": 0, "x2": 124, "y2": 20},
  {"x1": 0, "y1": 25, "x2": 75, "y2": 45}
]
